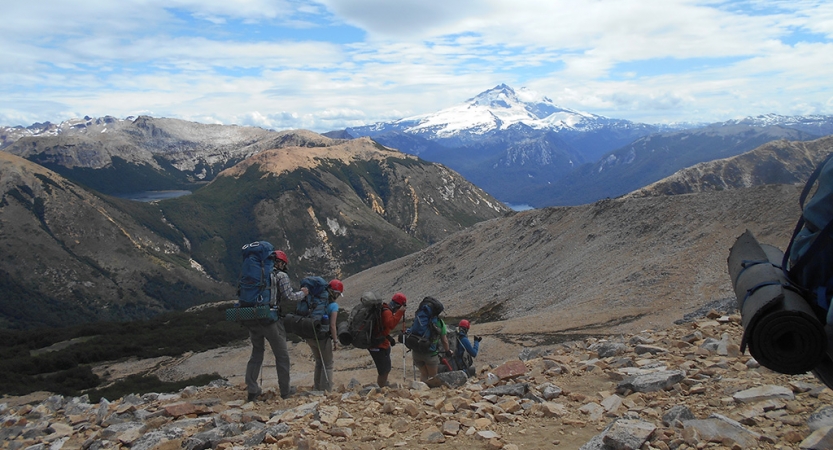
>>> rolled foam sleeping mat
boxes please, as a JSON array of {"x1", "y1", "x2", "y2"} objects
[
  {"x1": 727, "y1": 230, "x2": 826, "y2": 375},
  {"x1": 283, "y1": 313, "x2": 323, "y2": 340},
  {"x1": 337, "y1": 321, "x2": 352, "y2": 346}
]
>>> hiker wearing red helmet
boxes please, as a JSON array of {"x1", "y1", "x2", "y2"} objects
[
  {"x1": 244, "y1": 249, "x2": 308, "y2": 402},
  {"x1": 303, "y1": 279, "x2": 342, "y2": 392},
  {"x1": 368, "y1": 292, "x2": 408, "y2": 387},
  {"x1": 452, "y1": 319, "x2": 481, "y2": 376}
]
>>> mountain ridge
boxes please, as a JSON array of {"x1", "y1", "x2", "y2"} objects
[
  {"x1": 1, "y1": 117, "x2": 337, "y2": 195},
  {"x1": 627, "y1": 135, "x2": 833, "y2": 199},
  {"x1": 0, "y1": 134, "x2": 509, "y2": 329}
]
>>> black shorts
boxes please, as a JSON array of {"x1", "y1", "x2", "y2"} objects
[{"x1": 368, "y1": 347, "x2": 392, "y2": 375}]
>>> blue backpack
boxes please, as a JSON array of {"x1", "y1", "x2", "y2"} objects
[
  {"x1": 404, "y1": 297, "x2": 444, "y2": 352},
  {"x1": 237, "y1": 241, "x2": 275, "y2": 307},
  {"x1": 295, "y1": 276, "x2": 331, "y2": 319},
  {"x1": 785, "y1": 153, "x2": 833, "y2": 324}
]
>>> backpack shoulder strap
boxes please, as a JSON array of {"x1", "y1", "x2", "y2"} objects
[{"x1": 783, "y1": 153, "x2": 833, "y2": 274}]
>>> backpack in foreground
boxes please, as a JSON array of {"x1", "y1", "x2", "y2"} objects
[
  {"x1": 785, "y1": 153, "x2": 833, "y2": 324},
  {"x1": 404, "y1": 296, "x2": 444, "y2": 352},
  {"x1": 227, "y1": 241, "x2": 278, "y2": 323},
  {"x1": 283, "y1": 276, "x2": 331, "y2": 340},
  {"x1": 237, "y1": 241, "x2": 275, "y2": 307},
  {"x1": 339, "y1": 292, "x2": 386, "y2": 349}
]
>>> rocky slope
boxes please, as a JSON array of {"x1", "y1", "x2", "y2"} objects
[
  {"x1": 4, "y1": 311, "x2": 833, "y2": 449},
  {"x1": 0, "y1": 152, "x2": 233, "y2": 329},
  {"x1": 341, "y1": 182, "x2": 802, "y2": 339}
]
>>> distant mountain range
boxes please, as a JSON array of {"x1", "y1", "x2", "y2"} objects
[
  {"x1": 4, "y1": 86, "x2": 833, "y2": 208},
  {"x1": 333, "y1": 84, "x2": 833, "y2": 207},
  {"x1": 530, "y1": 123, "x2": 819, "y2": 206},
  {"x1": 1, "y1": 116, "x2": 332, "y2": 195}
]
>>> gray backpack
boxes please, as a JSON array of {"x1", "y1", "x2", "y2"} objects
[{"x1": 342, "y1": 292, "x2": 386, "y2": 349}]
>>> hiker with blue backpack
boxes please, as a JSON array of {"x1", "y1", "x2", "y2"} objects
[
  {"x1": 241, "y1": 245, "x2": 308, "y2": 402},
  {"x1": 282, "y1": 276, "x2": 343, "y2": 391},
  {"x1": 403, "y1": 297, "x2": 451, "y2": 384},
  {"x1": 452, "y1": 319, "x2": 481, "y2": 376},
  {"x1": 303, "y1": 279, "x2": 342, "y2": 392}
]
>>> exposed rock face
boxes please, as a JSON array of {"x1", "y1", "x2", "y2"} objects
[
  {"x1": 3, "y1": 315, "x2": 832, "y2": 449},
  {"x1": 156, "y1": 137, "x2": 510, "y2": 282}
]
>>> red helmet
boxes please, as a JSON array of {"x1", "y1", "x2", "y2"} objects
[
  {"x1": 328, "y1": 279, "x2": 344, "y2": 293},
  {"x1": 391, "y1": 292, "x2": 407, "y2": 305},
  {"x1": 272, "y1": 250, "x2": 288, "y2": 264},
  {"x1": 458, "y1": 319, "x2": 470, "y2": 330}
]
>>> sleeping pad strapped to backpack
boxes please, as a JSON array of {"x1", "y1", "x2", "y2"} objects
[
  {"x1": 404, "y1": 296, "x2": 444, "y2": 353},
  {"x1": 338, "y1": 292, "x2": 386, "y2": 348},
  {"x1": 225, "y1": 241, "x2": 278, "y2": 322},
  {"x1": 283, "y1": 276, "x2": 330, "y2": 340}
]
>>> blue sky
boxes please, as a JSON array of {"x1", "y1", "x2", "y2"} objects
[{"x1": 2, "y1": 0, "x2": 832, "y2": 132}]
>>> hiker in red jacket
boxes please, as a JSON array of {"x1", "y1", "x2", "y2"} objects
[{"x1": 368, "y1": 292, "x2": 407, "y2": 387}]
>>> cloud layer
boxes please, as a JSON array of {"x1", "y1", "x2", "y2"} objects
[{"x1": 2, "y1": 0, "x2": 832, "y2": 131}]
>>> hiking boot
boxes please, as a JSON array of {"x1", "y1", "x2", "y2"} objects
[
  {"x1": 281, "y1": 386, "x2": 298, "y2": 399},
  {"x1": 247, "y1": 393, "x2": 260, "y2": 402}
]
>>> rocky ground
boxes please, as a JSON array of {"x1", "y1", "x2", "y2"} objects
[{"x1": 4, "y1": 308, "x2": 833, "y2": 450}]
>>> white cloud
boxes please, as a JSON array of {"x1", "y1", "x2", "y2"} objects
[{"x1": 0, "y1": 0, "x2": 832, "y2": 130}]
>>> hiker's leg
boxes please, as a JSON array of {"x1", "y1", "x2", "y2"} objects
[
  {"x1": 425, "y1": 358, "x2": 440, "y2": 378},
  {"x1": 412, "y1": 352, "x2": 432, "y2": 383},
  {"x1": 245, "y1": 326, "x2": 265, "y2": 396},
  {"x1": 264, "y1": 321, "x2": 291, "y2": 398},
  {"x1": 370, "y1": 348, "x2": 391, "y2": 387},
  {"x1": 418, "y1": 365, "x2": 429, "y2": 382},
  {"x1": 318, "y1": 339, "x2": 334, "y2": 392},
  {"x1": 306, "y1": 339, "x2": 324, "y2": 390}
]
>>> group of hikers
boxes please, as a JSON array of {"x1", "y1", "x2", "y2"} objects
[{"x1": 236, "y1": 244, "x2": 482, "y2": 402}]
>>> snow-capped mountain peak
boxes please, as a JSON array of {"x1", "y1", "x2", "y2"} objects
[{"x1": 398, "y1": 84, "x2": 608, "y2": 139}]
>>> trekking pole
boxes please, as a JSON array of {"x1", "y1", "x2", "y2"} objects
[
  {"x1": 402, "y1": 310, "x2": 407, "y2": 382},
  {"x1": 313, "y1": 328, "x2": 329, "y2": 386}
]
